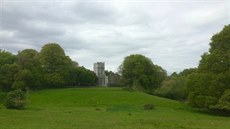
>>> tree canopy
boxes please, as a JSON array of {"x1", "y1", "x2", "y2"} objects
[
  {"x1": 187, "y1": 25, "x2": 230, "y2": 112},
  {"x1": 154, "y1": 68, "x2": 197, "y2": 100},
  {"x1": 0, "y1": 50, "x2": 16, "y2": 67},
  {"x1": 0, "y1": 43, "x2": 97, "y2": 92},
  {"x1": 39, "y1": 43, "x2": 72, "y2": 73},
  {"x1": 119, "y1": 54, "x2": 166, "y2": 93}
]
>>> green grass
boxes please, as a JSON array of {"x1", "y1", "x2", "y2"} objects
[{"x1": 0, "y1": 87, "x2": 229, "y2": 129}]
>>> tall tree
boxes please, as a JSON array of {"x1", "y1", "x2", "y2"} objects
[
  {"x1": 0, "y1": 64, "x2": 21, "y2": 92},
  {"x1": 0, "y1": 50, "x2": 16, "y2": 67},
  {"x1": 17, "y1": 49, "x2": 42, "y2": 89},
  {"x1": 187, "y1": 25, "x2": 230, "y2": 112},
  {"x1": 0, "y1": 50, "x2": 17, "y2": 91},
  {"x1": 39, "y1": 43, "x2": 73, "y2": 87},
  {"x1": 39, "y1": 43, "x2": 72, "y2": 73},
  {"x1": 17, "y1": 49, "x2": 40, "y2": 70}
]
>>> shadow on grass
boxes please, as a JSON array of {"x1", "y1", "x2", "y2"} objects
[
  {"x1": 189, "y1": 108, "x2": 230, "y2": 117},
  {"x1": 122, "y1": 87, "x2": 136, "y2": 92}
]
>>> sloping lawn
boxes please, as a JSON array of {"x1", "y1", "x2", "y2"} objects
[{"x1": 0, "y1": 87, "x2": 229, "y2": 129}]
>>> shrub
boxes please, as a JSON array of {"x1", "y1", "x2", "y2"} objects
[
  {"x1": 5, "y1": 89, "x2": 27, "y2": 109},
  {"x1": 143, "y1": 103, "x2": 155, "y2": 110},
  {"x1": 211, "y1": 90, "x2": 230, "y2": 112}
]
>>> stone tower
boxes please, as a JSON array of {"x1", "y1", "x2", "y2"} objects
[{"x1": 93, "y1": 62, "x2": 106, "y2": 86}]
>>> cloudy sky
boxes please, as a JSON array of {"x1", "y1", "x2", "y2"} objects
[{"x1": 0, "y1": 0, "x2": 229, "y2": 74}]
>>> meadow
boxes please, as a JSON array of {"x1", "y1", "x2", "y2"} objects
[{"x1": 0, "y1": 87, "x2": 229, "y2": 129}]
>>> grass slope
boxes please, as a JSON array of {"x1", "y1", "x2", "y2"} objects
[{"x1": 0, "y1": 87, "x2": 229, "y2": 129}]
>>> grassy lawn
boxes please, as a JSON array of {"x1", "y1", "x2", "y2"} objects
[{"x1": 0, "y1": 87, "x2": 229, "y2": 129}]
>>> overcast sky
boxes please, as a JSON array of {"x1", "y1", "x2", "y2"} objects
[{"x1": 0, "y1": 0, "x2": 229, "y2": 74}]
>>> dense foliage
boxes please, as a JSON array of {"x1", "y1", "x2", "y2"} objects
[
  {"x1": 68, "y1": 66, "x2": 97, "y2": 86},
  {"x1": 0, "y1": 43, "x2": 97, "y2": 93},
  {"x1": 5, "y1": 89, "x2": 27, "y2": 109},
  {"x1": 119, "y1": 54, "x2": 166, "y2": 93},
  {"x1": 0, "y1": 50, "x2": 16, "y2": 67},
  {"x1": 154, "y1": 68, "x2": 196, "y2": 100},
  {"x1": 187, "y1": 25, "x2": 230, "y2": 112}
]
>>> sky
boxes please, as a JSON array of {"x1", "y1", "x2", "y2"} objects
[{"x1": 0, "y1": 0, "x2": 229, "y2": 74}]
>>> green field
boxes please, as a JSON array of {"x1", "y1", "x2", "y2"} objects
[{"x1": 0, "y1": 87, "x2": 229, "y2": 129}]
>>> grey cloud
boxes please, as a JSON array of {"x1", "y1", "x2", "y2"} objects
[
  {"x1": 0, "y1": 0, "x2": 229, "y2": 73},
  {"x1": 71, "y1": 2, "x2": 116, "y2": 24}
]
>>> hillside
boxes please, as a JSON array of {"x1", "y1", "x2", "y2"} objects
[{"x1": 0, "y1": 87, "x2": 229, "y2": 129}]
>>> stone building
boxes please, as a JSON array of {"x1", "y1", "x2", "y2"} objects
[{"x1": 93, "y1": 62, "x2": 107, "y2": 86}]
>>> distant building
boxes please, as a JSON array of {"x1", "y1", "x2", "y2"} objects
[{"x1": 93, "y1": 62, "x2": 107, "y2": 86}]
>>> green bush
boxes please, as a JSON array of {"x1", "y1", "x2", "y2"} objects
[
  {"x1": 211, "y1": 90, "x2": 230, "y2": 112},
  {"x1": 154, "y1": 68, "x2": 196, "y2": 101},
  {"x1": 5, "y1": 89, "x2": 27, "y2": 109}
]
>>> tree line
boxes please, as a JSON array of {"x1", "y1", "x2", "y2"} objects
[
  {"x1": 0, "y1": 43, "x2": 97, "y2": 92},
  {"x1": 156, "y1": 25, "x2": 230, "y2": 113}
]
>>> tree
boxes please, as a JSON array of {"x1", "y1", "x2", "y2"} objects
[
  {"x1": 68, "y1": 67, "x2": 97, "y2": 86},
  {"x1": 119, "y1": 54, "x2": 166, "y2": 93},
  {"x1": 77, "y1": 67, "x2": 97, "y2": 86},
  {"x1": 39, "y1": 43, "x2": 73, "y2": 87},
  {"x1": 213, "y1": 90, "x2": 230, "y2": 112},
  {"x1": 0, "y1": 64, "x2": 21, "y2": 92},
  {"x1": 0, "y1": 50, "x2": 16, "y2": 67},
  {"x1": 153, "y1": 65, "x2": 167, "y2": 88},
  {"x1": 17, "y1": 49, "x2": 40, "y2": 69},
  {"x1": 0, "y1": 50, "x2": 17, "y2": 92},
  {"x1": 17, "y1": 49, "x2": 42, "y2": 89},
  {"x1": 12, "y1": 69, "x2": 33, "y2": 91},
  {"x1": 187, "y1": 25, "x2": 230, "y2": 112},
  {"x1": 43, "y1": 72, "x2": 65, "y2": 88},
  {"x1": 39, "y1": 43, "x2": 72, "y2": 73},
  {"x1": 155, "y1": 68, "x2": 196, "y2": 100}
]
